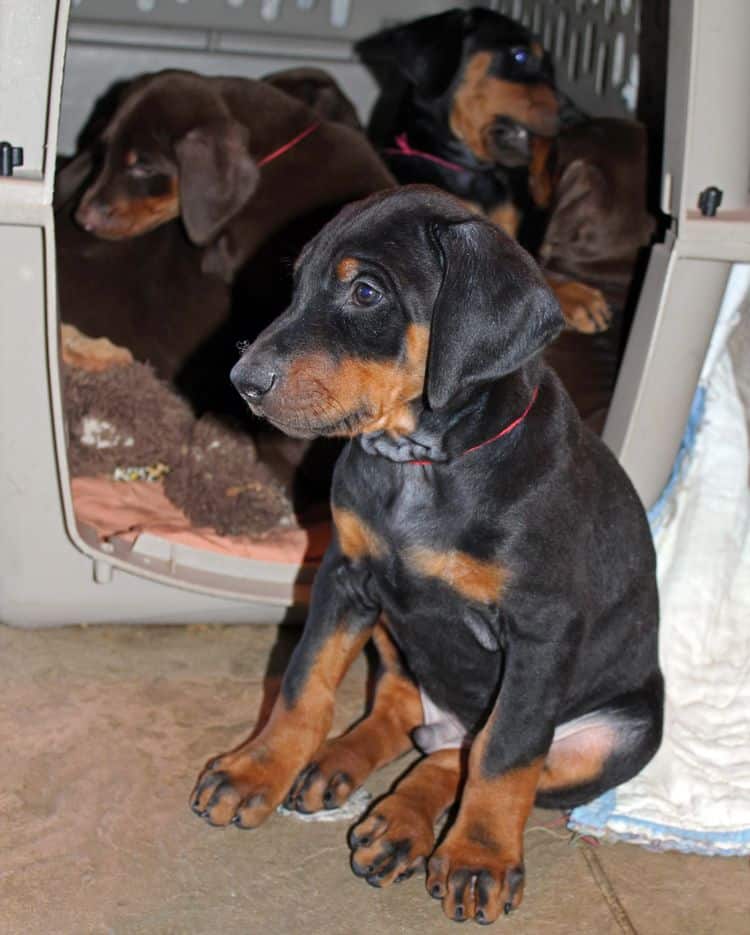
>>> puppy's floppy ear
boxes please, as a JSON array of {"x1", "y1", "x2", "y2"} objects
[
  {"x1": 426, "y1": 219, "x2": 563, "y2": 410},
  {"x1": 175, "y1": 118, "x2": 259, "y2": 245},
  {"x1": 540, "y1": 159, "x2": 608, "y2": 258},
  {"x1": 356, "y1": 10, "x2": 466, "y2": 97}
]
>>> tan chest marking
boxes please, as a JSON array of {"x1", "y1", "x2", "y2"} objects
[
  {"x1": 487, "y1": 201, "x2": 521, "y2": 238},
  {"x1": 528, "y1": 136, "x2": 554, "y2": 208},
  {"x1": 405, "y1": 547, "x2": 509, "y2": 603},
  {"x1": 333, "y1": 506, "x2": 386, "y2": 560}
]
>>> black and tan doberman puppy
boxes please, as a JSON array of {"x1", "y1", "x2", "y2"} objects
[
  {"x1": 192, "y1": 186, "x2": 663, "y2": 924},
  {"x1": 356, "y1": 7, "x2": 617, "y2": 335},
  {"x1": 357, "y1": 8, "x2": 560, "y2": 236},
  {"x1": 356, "y1": 8, "x2": 657, "y2": 432}
]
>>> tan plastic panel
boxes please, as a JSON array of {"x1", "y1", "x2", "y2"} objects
[
  {"x1": 0, "y1": 1, "x2": 63, "y2": 180},
  {"x1": 69, "y1": 0, "x2": 452, "y2": 41},
  {"x1": 603, "y1": 247, "x2": 729, "y2": 507},
  {"x1": 662, "y1": 0, "x2": 750, "y2": 218}
]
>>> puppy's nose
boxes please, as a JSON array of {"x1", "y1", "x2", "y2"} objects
[
  {"x1": 230, "y1": 358, "x2": 277, "y2": 402},
  {"x1": 75, "y1": 199, "x2": 113, "y2": 232}
]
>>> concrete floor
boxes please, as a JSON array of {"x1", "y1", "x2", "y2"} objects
[{"x1": 1, "y1": 621, "x2": 747, "y2": 935}]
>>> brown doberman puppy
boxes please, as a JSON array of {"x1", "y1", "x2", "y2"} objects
[
  {"x1": 192, "y1": 186, "x2": 663, "y2": 924},
  {"x1": 74, "y1": 68, "x2": 393, "y2": 283},
  {"x1": 57, "y1": 68, "x2": 393, "y2": 424},
  {"x1": 534, "y1": 117, "x2": 656, "y2": 432}
]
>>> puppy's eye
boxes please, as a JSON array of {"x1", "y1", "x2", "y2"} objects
[
  {"x1": 130, "y1": 164, "x2": 156, "y2": 179},
  {"x1": 512, "y1": 47, "x2": 531, "y2": 65},
  {"x1": 351, "y1": 282, "x2": 382, "y2": 308},
  {"x1": 125, "y1": 151, "x2": 156, "y2": 178}
]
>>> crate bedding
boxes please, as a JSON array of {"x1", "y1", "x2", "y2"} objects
[
  {"x1": 62, "y1": 324, "x2": 331, "y2": 565},
  {"x1": 71, "y1": 477, "x2": 328, "y2": 566},
  {"x1": 570, "y1": 265, "x2": 750, "y2": 856}
]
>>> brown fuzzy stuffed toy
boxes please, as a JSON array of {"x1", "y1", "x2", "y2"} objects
[
  {"x1": 164, "y1": 414, "x2": 293, "y2": 537},
  {"x1": 62, "y1": 325, "x2": 294, "y2": 538}
]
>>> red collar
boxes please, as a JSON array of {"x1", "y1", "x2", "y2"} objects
[
  {"x1": 408, "y1": 386, "x2": 539, "y2": 466},
  {"x1": 383, "y1": 133, "x2": 468, "y2": 174},
  {"x1": 257, "y1": 121, "x2": 321, "y2": 168}
]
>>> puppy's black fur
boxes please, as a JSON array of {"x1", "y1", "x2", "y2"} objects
[{"x1": 192, "y1": 186, "x2": 662, "y2": 923}]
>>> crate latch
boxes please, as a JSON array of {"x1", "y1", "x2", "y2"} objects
[{"x1": 0, "y1": 141, "x2": 24, "y2": 177}]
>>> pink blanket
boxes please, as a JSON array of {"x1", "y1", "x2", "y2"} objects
[{"x1": 72, "y1": 477, "x2": 330, "y2": 564}]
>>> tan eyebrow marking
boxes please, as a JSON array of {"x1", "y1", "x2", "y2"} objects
[{"x1": 336, "y1": 257, "x2": 360, "y2": 282}]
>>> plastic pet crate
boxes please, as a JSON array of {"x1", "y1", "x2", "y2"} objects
[{"x1": 1, "y1": 0, "x2": 746, "y2": 626}]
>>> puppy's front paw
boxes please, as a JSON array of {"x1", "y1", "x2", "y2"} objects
[
  {"x1": 427, "y1": 836, "x2": 525, "y2": 924},
  {"x1": 286, "y1": 757, "x2": 357, "y2": 814},
  {"x1": 347, "y1": 793, "x2": 435, "y2": 888},
  {"x1": 553, "y1": 280, "x2": 612, "y2": 334},
  {"x1": 190, "y1": 745, "x2": 293, "y2": 829}
]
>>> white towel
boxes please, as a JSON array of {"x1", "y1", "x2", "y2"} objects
[{"x1": 570, "y1": 265, "x2": 750, "y2": 856}]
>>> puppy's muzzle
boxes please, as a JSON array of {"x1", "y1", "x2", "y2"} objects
[
  {"x1": 75, "y1": 197, "x2": 115, "y2": 234},
  {"x1": 486, "y1": 117, "x2": 531, "y2": 167}
]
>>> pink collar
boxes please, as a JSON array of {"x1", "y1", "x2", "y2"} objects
[
  {"x1": 409, "y1": 386, "x2": 539, "y2": 466},
  {"x1": 384, "y1": 132, "x2": 468, "y2": 174},
  {"x1": 257, "y1": 121, "x2": 321, "y2": 168}
]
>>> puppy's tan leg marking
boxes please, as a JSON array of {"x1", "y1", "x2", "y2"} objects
[
  {"x1": 426, "y1": 714, "x2": 540, "y2": 923},
  {"x1": 190, "y1": 626, "x2": 370, "y2": 829},
  {"x1": 287, "y1": 623, "x2": 423, "y2": 813},
  {"x1": 528, "y1": 136, "x2": 554, "y2": 209},
  {"x1": 332, "y1": 506, "x2": 386, "y2": 561}
]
